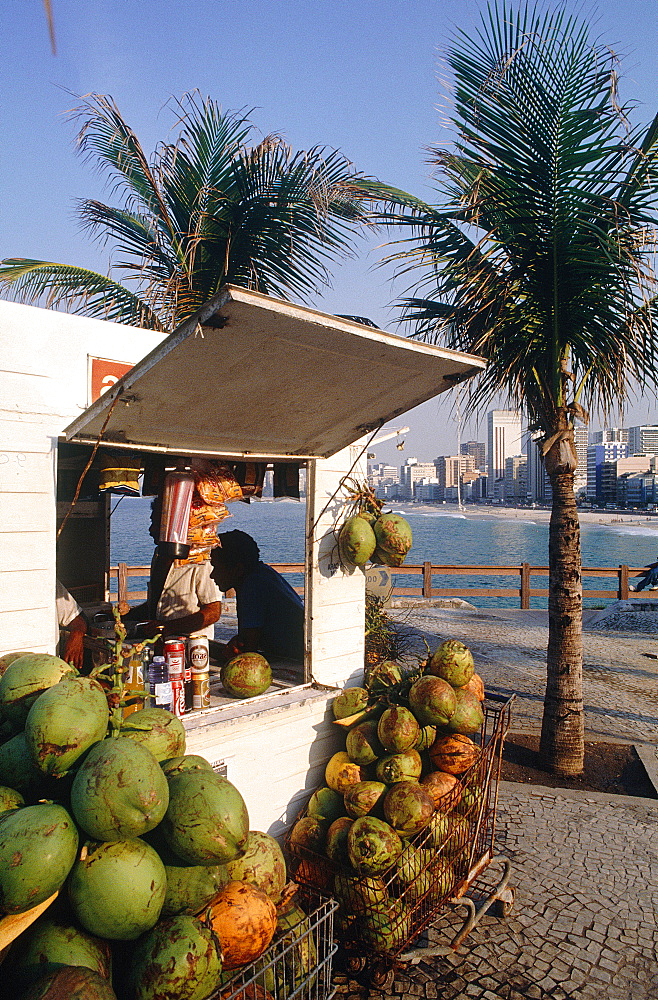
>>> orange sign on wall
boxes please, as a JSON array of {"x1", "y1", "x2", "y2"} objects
[{"x1": 89, "y1": 357, "x2": 134, "y2": 403}]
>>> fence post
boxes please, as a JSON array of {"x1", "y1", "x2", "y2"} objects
[
  {"x1": 423, "y1": 562, "x2": 433, "y2": 599},
  {"x1": 117, "y1": 562, "x2": 129, "y2": 615},
  {"x1": 619, "y1": 565, "x2": 629, "y2": 600},
  {"x1": 520, "y1": 562, "x2": 530, "y2": 609}
]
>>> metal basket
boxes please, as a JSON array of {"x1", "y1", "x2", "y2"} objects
[
  {"x1": 286, "y1": 694, "x2": 514, "y2": 962},
  {"x1": 211, "y1": 886, "x2": 338, "y2": 1000}
]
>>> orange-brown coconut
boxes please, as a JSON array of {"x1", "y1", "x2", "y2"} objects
[
  {"x1": 429, "y1": 734, "x2": 480, "y2": 776},
  {"x1": 207, "y1": 880, "x2": 277, "y2": 970}
]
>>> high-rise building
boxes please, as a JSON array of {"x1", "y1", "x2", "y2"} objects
[
  {"x1": 460, "y1": 440, "x2": 486, "y2": 472},
  {"x1": 487, "y1": 410, "x2": 522, "y2": 496},
  {"x1": 434, "y1": 455, "x2": 461, "y2": 497},
  {"x1": 573, "y1": 425, "x2": 589, "y2": 495},
  {"x1": 627, "y1": 425, "x2": 658, "y2": 456},
  {"x1": 587, "y1": 442, "x2": 628, "y2": 501},
  {"x1": 399, "y1": 458, "x2": 436, "y2": 498},
  {"x1": 504, "y1": 455, "x2": 528, "y2": 500},
  {"x1": 526, "y1": 431, "x2": 548, "y2": 502},
  {"x1": 590, "y1": 427, "x2": 628, "y2": 445},
  {"x1": 599, "y1": 455, "x2": 654, "y2": 505}
]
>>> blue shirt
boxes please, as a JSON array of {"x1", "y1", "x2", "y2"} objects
[{"x1": 236, "y1": 562, "x2": 304, "y2": 660}]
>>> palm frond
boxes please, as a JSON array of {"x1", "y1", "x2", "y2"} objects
[
  {"x1": 376, "y1": 1, "x2": 658, "y2": 430},
  {"x1": 0, "y1": 259, "x2": 165, "y2": 329}
]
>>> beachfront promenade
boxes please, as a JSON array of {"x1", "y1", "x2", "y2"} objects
[{"x1": 333, "y1": 604, "x2": 658, "y2": 999}]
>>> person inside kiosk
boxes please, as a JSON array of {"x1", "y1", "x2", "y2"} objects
[
  {"x1": 209, "y1": 530, "x2": 304, "y2": 667},
  {"x1": 124, "y1": 499, "x2": 221, "y2": 640}
]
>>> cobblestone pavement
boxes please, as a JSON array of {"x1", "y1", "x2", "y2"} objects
[
  {"x1": 329, "y1": 607, "x2": 658, "y2": 999},
  {"x1": 333, "y1": 784, "x2": 658, "y2": 1000}
]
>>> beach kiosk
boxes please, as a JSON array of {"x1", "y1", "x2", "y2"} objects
[{"x1": 0, "y1": 286, "x2": 485, "y2": 836}]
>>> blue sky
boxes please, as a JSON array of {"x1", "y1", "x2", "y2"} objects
[{"x1": 3, "y1": 1, "x2": 658, "y2": 463}]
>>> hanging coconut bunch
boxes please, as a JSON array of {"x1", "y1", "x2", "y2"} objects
[{"x1": 337, "y1": 480, "x2": 413, "y2": 569}]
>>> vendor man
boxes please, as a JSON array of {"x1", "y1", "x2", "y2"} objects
[
  {"x1": 210, "y1": 530, "x2": 304, "y2": 663},
  {"x1": 125, "y1": 501, "x2": 222, "y2": 639},
  {"x1": 56, "y1": 580, "x2": 87, "y2": 670}
]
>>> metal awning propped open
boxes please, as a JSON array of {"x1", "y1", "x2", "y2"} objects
[{"x1": 64, "y1": 286, "x2": 486, "y2": 460}]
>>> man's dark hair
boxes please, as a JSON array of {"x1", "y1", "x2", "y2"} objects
[{"x1": 215, "y1": 530, "x2": 260, "y2": 570}]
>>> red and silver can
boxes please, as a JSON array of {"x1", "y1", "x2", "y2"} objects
[
  {"x1": 171, "y1": 678, "x2": 186, "y2": 717},
  {"x1": 164, "y1": 638, "x2": 185, "y2": 680}
]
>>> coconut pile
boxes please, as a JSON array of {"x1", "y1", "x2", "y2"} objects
[
  {"x1": 0, "y1": 651, "x2": 314, "y2": 1000},
  {"x1": 286, "y1": 641, "x2": 488, "y2": 954}
]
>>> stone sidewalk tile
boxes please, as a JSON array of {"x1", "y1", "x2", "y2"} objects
[{"x1": 391, "y1": 606, "x2": 658, "y2": 743}]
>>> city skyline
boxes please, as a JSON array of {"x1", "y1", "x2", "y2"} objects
[{"x1": 369, "y1": 412, "x2": 658, "y2": 506}]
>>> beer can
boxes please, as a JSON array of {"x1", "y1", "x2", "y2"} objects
[
  {"x1": 192, "y1": 669, "x2": 210, "y2": 710},
  {"x1": 171, "y1": 678, "x2": 186, "y2": 717},
  {"x1": 187, "y1": 635, "x2": 209, "y2": 674},
  {"x1": 164, "y1": 638, "x2": 185, "y2": 679}
]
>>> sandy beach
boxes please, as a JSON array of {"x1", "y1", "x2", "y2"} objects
[{"x1": 398, "y1": 501, "x2": 658, "y2": 529}]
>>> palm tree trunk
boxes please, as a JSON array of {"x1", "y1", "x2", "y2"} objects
[{"x1": 539, "y1": 469, "x2": 585, "y2": 775}]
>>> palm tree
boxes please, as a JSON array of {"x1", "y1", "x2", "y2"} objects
[
  {"x1": 0, "y1": 92, "x2": 390, "y2": 330},
  {"x1": 380, "y1": 2, "x2": 658, "y2": 774}
]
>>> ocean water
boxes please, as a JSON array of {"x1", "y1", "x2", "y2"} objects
[{"x1": 109, "y1": 497, "x2": 658, "y2": 609}]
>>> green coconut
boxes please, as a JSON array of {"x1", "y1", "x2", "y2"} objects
[
  {"x1": 0, "y1": 802, "x2": 78, "y2": 914},
  {"x1": 325, "y1": 816, "x2": 353, "y2": 866},
  {"x1": 68, "y1": 839, "x2": 166, "y2": 940},
  {"x1": 338, "y1": 515, "x2": 377, "y2": 566},
  {"x1": 160, "y1": 853, "x2": 229, "y2": 917},
  {"x1": 0, "y1": 732, "x2": 48, "y2": 798},
  {"x1": 374, "y1": 748, "x2": 423, "y2": 784},
  {"x1": 344, "y1": 780, "x2": 387, "y2": 819},
  {"x1": 377, "y1": 705, "x2": 420, "y2": 752},
  {"x1": 25, "y1": 675, "x2": 109, "y2": 777},
  {"x1": 428, "y1": 640, "x2": 475, "y2": 688},
  {"x1": 0, "y1": 650, "x2": 31, "y2": 677},
  {"x1": 408, "y1": 674, "x2": 457, "y2": 727},
  {"x1": 331, "y1": 687, "x2": 369, "y2": 720},
  {"x1": 12, "y1": 914, "x2": 112, "y2": 993},
  {"x1": 225, "y1": 830, "x2": 287, "y2": 902},
  {"x1": 162, "y1": 769, "x2": 249, "y2": 865},
  {"x1": 128, "y1": 914, "x2": 223, "y2": 1000},
  {"x1": 347, "y1": 816, "x2": 403, "y2": 876},
  {"x1": 70, "y1": 737, "x2": 169, "y2": 842},
  {"x1": 160, "y1": 754, "x2": 214, "y2": 777},
  {"x1": 365, "y1": 659, "x2": 404, "y2": 694},
  {"x1": 383, "y1": 780, "x2": 434, "y2": 837},
  {"x1": 361, "y1": 899, "x2": 410, "y2": 951},
  {"x1": 221, "y1": 653, "x2": 272, "y2": 698},
  {"x1": 0, "y1": 783, "x2": 24, "y2": 814},
  {"x1": 0, "y1": 653, "x2": 75, "y2": 726},
  {"x1": 414, "y1": 723, "x2": 437, "y2": 751},
  {"x1": 346, "y1": 719, "x2": 384, "y2": 765},
  {"x1": 288, "y1": 815, "x2": 328, "y2": 853},
  {"x1": 333, "y1": 872, "x2": 388, "y2": 912},
  {"x1": 270, "y1": 898, "x2": 318, "y2": 996},
  {"x1": 306, "y1": 786, "x2": 345, "y2": 823},
  {"x1": 373, "y1": 513, "x2": 413, "y2": 563},
  {"x1": 446, "y1": 688, "x2": 485, "y2": 735},
  {"x1": 19, "y1": 967, "x2": 118, "y2": 1000},
  {"x1": 119, "y1": 707, "x2": 185, "y2": 762}
]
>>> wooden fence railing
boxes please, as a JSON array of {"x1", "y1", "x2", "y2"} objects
[{"x1": 109, "y1": 562, "x2": 654, "y2": 609}]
